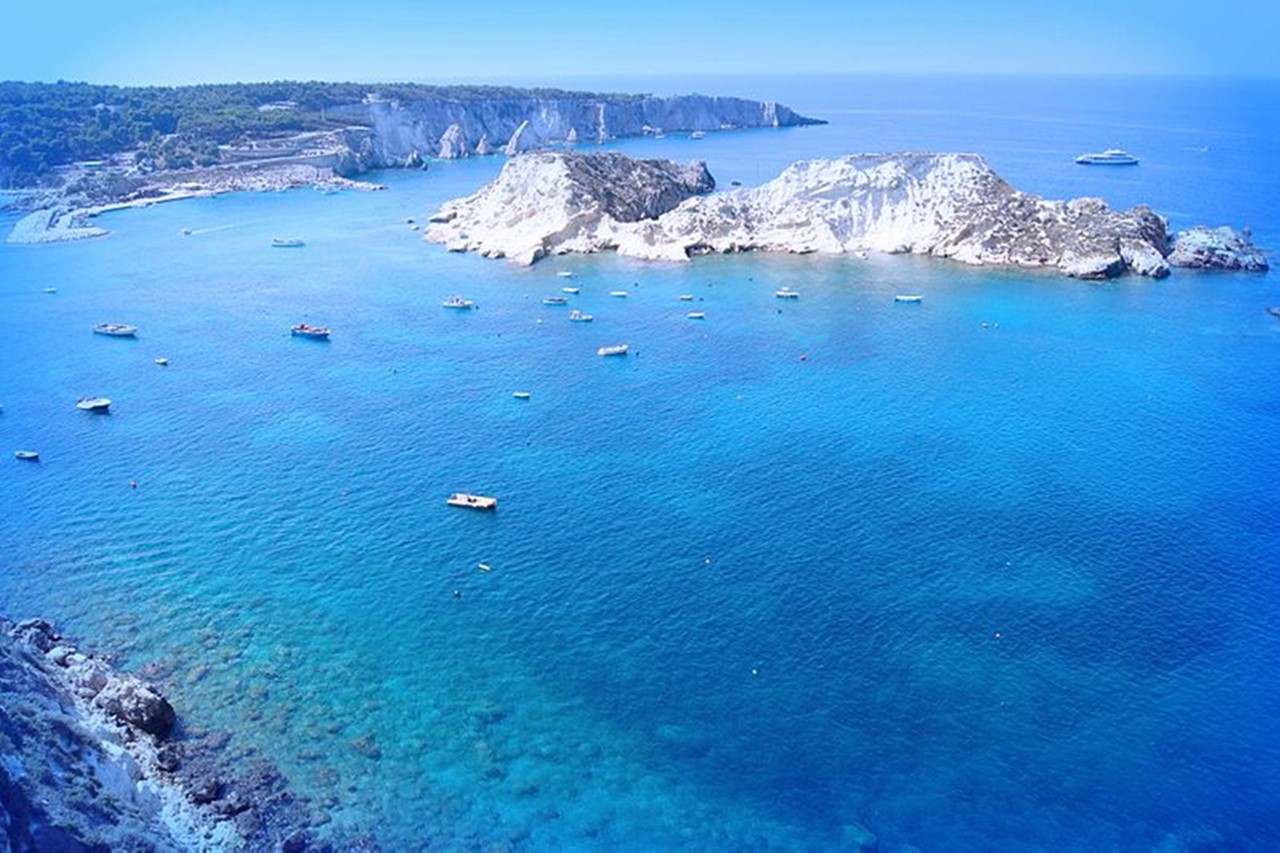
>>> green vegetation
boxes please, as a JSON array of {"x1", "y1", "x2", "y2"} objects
[{"x1": 0, "y1": 80, "x2": 646, "y2": 185}]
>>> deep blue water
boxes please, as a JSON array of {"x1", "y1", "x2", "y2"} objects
[{"x1": 2, "y1": 75, "x2": 1279, "y2": 849}]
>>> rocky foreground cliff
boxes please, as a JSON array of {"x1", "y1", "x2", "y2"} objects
[
  {"x1": 0, "y1": 618, "x2": 327, "y2": 851},
  {"x1": 426, "y1": 151, "x2": 1268, "y2": 278}
]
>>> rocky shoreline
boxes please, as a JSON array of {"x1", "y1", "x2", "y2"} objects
[
  {"x1": 427, "y1": 151, "x2": 1268, "y2": 278},
  {"x1": 0, "y1": 617, "x2": 343, "y2": 851}
]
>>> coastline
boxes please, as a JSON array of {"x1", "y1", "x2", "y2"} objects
[{"x1": 0, "y1": 617, "x2": 329, "y2": 850}]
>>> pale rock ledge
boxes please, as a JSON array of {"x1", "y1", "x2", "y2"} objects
[{"x1": 426, "y1": 151, "x2": 1267, "y2": 278}]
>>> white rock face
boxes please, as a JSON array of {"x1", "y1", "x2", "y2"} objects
[
  {"x1": 426, "y1": 151, "x2": 1254, "y2": 279},
  {"x1": 1168, "y1": 225, "x2": 1268, "y2": 271},
  {"x1": 437, "y1": 124, "x2": 470, "y2": 158}
]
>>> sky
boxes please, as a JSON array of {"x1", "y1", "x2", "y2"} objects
[{"x1": 2, "y1": 0, "x2": 1276, "y2": 86}]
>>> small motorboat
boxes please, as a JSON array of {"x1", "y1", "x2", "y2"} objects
[
  {"x1": 43, "y1": 287, "x2": 57, "y2": 294},
  {"x1": 542, "y1": 296, "x2": 569, "y2": 305},
  {"x1": 894, "y1": 294, "x2": 923, "y2": 303},
  {"x1": 609, "y1": 290, "x2": 628, "y2": 298},
  {"x1": 568, "y1": 309, "x2": 594, "y2": 322},
  {"x1": 597, "y1": 344, "x2": 630, "y2": 357},
  {"x1": 442, "y1": 295, "x2": 475, "y2": 309},
  {"x1": 686, "y1": 312, "x2": 706, "y2": 320},
  {"x1": 512, "y1": 391, "x2": 532, "y2": 399},
  {"x1": 446, "y1": 492, "x2": 498, "y2": 510},
  {"x1": 154, "y1": 357, "x2": 169, "y2": 366},
  {"x1": 272, "y1": 237, "x2": 305, "y2": 248},
  {"x1": 93, "y1": 323, "x2": 138, "y2": 337},
  {"x1": 14, "y1": 450, "x2": 39, "y2": 461},
  {"x1": 561, "y1": 286, "x2": 581, "y2": 294},
  {"x1": 290, "y1": 323, "x2": 331, "y2": 339},
  {"x1": 775, "y1": 287, "x2": 799, "y2": 299},
  {"x1": 76, "y1": 396, "x2": 111, "y2": 412},
  {"x1": 557, "y1": 271, "x2": 576, "y2": 278},
  {"x1": 679, "y1": 294, "x2": 694, "y2": 301}
]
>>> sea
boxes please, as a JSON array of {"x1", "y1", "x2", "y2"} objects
[{"x1": 2, "y1": 74, "x2": 1278, "y2": 850}]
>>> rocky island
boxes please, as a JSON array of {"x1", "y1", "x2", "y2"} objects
[{"x1": 426, "y1": 151, "x2": 1268, "y2": 278}]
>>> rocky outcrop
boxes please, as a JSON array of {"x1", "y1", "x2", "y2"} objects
[
  {"x1": 438, "y1": 124, "x2": 470, "y2": 159},
  {"x1": 1168, "y1": 225, "x2": 1269, "y2": 271},
  {"x1": 427, "y1": 150, "x2": 1267, "y2": 278},
  {"x1": 327, "y1": 92, "x2": 823, "y2": 166},
  {"x1": 428, "y1": 151, "x2": 714, "y2": 265},
  {"x1": 0, "y1": 617, "x2": 323, "y2": 851}
]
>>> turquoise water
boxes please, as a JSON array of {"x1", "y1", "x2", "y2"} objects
[{"x1": 2, "y1": 76, "x2": 1280, "y2": 849}]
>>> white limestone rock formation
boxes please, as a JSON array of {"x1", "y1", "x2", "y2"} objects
[
  {"x1": 438, "y1": 124, "x2": 471, "y2": 158},
  {"x1": 1168, "y1": 225, "x2": 1268, "y2": 271},
  {"x1": 475, "y1": 134, "x2": 494, "y2": 156},
  {"x1": 427, "y1": 151, "x2": 714, "y2": 265},
  {"x1": 427, "y1": 150, "x2": 1265, "y2": 278}
]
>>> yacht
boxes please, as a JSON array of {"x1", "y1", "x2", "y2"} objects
[
  {"x1": 679, "y1": 294, "x2": 694, "y2": 301},
  {"x1": 894, "y1": 294, "x2": 923, "y2": 303},
  {"x1": 154, "y1": 357, "x2": 169, "y2": 366},
  {"x1": 561, "y1": 286, "x2": 581, "y2": 294},
  {"x1": 447, "y1": 492, "x2": 498, "y2": 510},
  {"x1": 290, "y1": 323, "x2": 331, "y2": 339},
  {"x1": 542, "y1": 295, "x2": 569, "y2": 305},
  {"x1": 775, "y1": 287, "x2": 800, "y2": 299},
  {"x1": 512, "y1": 391, "x2": 532, "y2": 400},
  {"x1": 272, "y1": 237, "x2": 306, "y2": 247},
  {"x1": 14, "y1": 450, "x2": 39, "y2": 461},
  {"x1": 686, "y1": 311, "x2": 706, "y2": 319},
  {"x1": 442, "y1": 295, "x2": 475, "y2": 309},
  {"x1": 93, "y1": 323, "x2": 138, "y2": 337},
  {"x1": 568, "y1": 309, "x2": 594, "y2": 322},
  {"x1": 1075, "y1": 149, "x2": 1139, "y2": 165},
  {"x1": 597, "y1": 344, "x2": 630, "y2": 357},
  {"x1": 609, "y1": 290, "x2": 629, "y2": 298},
  {"x1": 690, "y1": 131, "x2": 706, "y2": 139},
  {"x1": 557, "y1": 271, "x2": 576, "y2": 278},
  {"x1": 76, "y1": 396, "x2": 112, "y2": 412}
]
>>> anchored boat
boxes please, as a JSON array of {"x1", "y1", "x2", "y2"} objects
[
  {"x1": 93, "y1": 323, "x2": 138, "y2": 337},
  {"x1": 447, "y1": 493, "x2": 498, "y2": 510}
]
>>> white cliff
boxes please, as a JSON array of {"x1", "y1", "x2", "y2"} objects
[{"x1": 426, "y1": 151, "x2": 1267, "y2": 278}]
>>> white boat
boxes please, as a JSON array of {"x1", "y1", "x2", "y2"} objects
[
  {"x1": 14, "y1": 450, "x2": 39, "y2": 461},
  {"x1": 568, "y1": 309, "x2": 594, "y2": 322},
  {"x1": 1075, "y1": 149, "x2": 1139, "y2": 165},
  {"x1": 609, "y1": 290, "x2": 629, "y2": 298},
  {"x1": 446, "y1": 492, "x2": 498, "y2": 510},
  {"x1": 512, "y1": 391, "x2": 531, "y2": 399},
  {"x1": 290, "y1": 323, "x2": 331, "y2": 339},
  {"x1": 76, "y1": 396, "x2": 111, "y2": 412},
  {"x1": 686, "y1": 312, "x2": 706, "y2": 319},
  {"x1": 561, "y1": 286, "x2": 581, "y2": 294},
  {"x1": 679, "y1": 294, "x2": 694, "y2": 301},
  {"x1": 272, "y1": 237, "x2": 305, "y2": 248},
  {"x1": 597, "y1": 344, "x2": 629, "y2": 357},
  {"x1": 93, "y1": 323, "x2": 138, "y2": 337},
  {"x1": 154, "y1": 357, "x2": 169, "y2": 366},
  {"x1": 894, "y1": 294, "x2": 923, "y2": 303},
  {"x1": 542, "y1": 296, "x2": 569, "y2": 305},
  {"x1": 557, "y1": 271, "x2": 576, "y2": 278},
  {"x1": 43, "y1": 287, "x2": 57, "y2": 294},
  {"x1": 690, "y1": 131, "x2": 706, "y2": 139},
  {"x1": 442, "y1": 295, "x2": 475, "y2": 309},
  {"x1": 775, "y1": 287, "x2": 799, "y2": 299}
]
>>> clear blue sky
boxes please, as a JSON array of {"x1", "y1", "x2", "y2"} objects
[{"x1": 3, "y1": 0, "x2": 1275, "y2": 85}]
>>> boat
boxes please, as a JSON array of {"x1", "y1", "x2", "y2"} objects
[
  {"x1": 446, "y1": 492, "x2": 498, "y2": 510},
  {"x1": 43, "y1": 287, "x2": 57, "y2": 294},
  {"x1": 14, "y1": 450, "x2": 39, "y2": 461},
  {"x1": 154, "y1": 357, "x2": 169, "y2": 366},
  {"x1": 93, "y1": 323, "x2": 138, "y2": 337},
  {"x1": 894, "y1": 294, "x2": 923, "y2": 303},
  {"x1": 679, "y1": 294, "x2": 694, "y2": 301},
  {"x1": 290, "y1": 323, "x2": 331, "y2": 339},
  {"x1": 542, "y1": 296, "x2": 569, "y2": 305},
  {"x1": 609, "y1": 290, "x2": 629, "y2": 298},
  {"x1": 775, "y1": 287, "x2": 799, "y2": 299},
  {"x1": 512, "y1": 391, "x2": 531, "y2": 399},
  {"x1": 561, "y1": 286, "x2": 581, "y2": 294},
  {"x1": 686, "y1": 312, "x2": 706, "y2": 319},
  {"x1": 690, "y1": 131, "x2": 706, "y2": 140},
  {"x1": 568, "y1": 309, "x2": 594, "y2": 322},
  {"x1": 76, "y1": 396, "x2": 111, "y2": 412},
  {"x1": 1266, "y1": 307, "x2": 1280, "y2": 319},
  {"x1": 557, "y1": 271, "x2": 576, "y2": 278},
  {"x1": 180, "y1": 228, "x2": 192, "y2": 236},
  {"x1": 1075, "y1": 149, "x2": 1139, "y2": 166},
  {"x1": 477, "y1": 563, "x2": 492, "y2": 572},
  {"x1": 442, "y1": 295, "x2": 475, "y2": 309},
  {"x1": 597, "y1": 344, "x2": 630, "y2": 357},
  {"x1": 272, "y1": 237, "x2": 305, "y2": 247}
]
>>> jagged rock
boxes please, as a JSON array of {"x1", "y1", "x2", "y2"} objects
[
  {"x1": 475, "y1": 134, "x2": 494, "y2": 156},
  {"x1": 428, "y1": 151, "x2": 714, "y2": 265},
  {"x1": 429, "y1": 150, "x2": 1261, "y2": 279},
  {"x1": 1168, "y1": 225, "x2": 1268, "y2": 271},
  {"x1": 566, "y1": 126, "x2": 579, "y2": 144},
  {"x1": 504, "y1": 119, "x2": 538, "y2": 156},
  {"x1": 191, "y1": 777, "x2": 223, "y2": 805},
  {"x1": 438, "y1": 124, "x2": 471, "y2": 159},
  {"x1": 94, "y1": 678, "x2": 177, "y2": 738}
]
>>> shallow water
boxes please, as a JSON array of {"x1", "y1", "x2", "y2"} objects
[{"x1": 2, "y1": 75, "x2": 1279, "y2": 849}]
